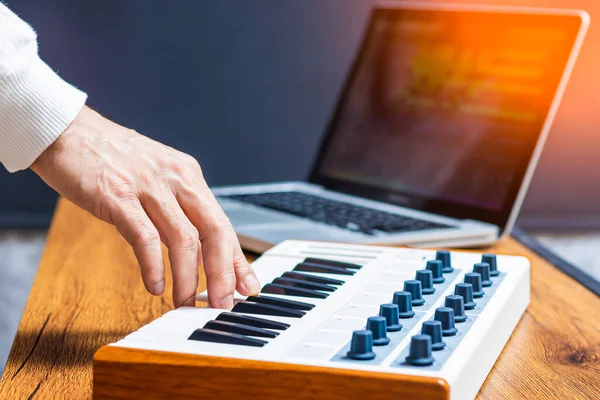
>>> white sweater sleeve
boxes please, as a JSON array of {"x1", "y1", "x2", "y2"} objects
[{"x1": 0, "y1": 3, "x2": 87, "y2": 172}]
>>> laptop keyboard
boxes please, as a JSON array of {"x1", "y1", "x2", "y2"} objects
[{"x1": 220, "y1": 191, "x2": 453, "y2": 236}]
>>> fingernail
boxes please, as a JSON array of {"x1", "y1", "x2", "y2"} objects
[
  {"x1": 183, "y1": 295, "x2": 196, "y2": 307},
  {"x1": 244, "y1": 274, "x2": 261, "y2": 295},
  {"x1": 218, "y1": 294, "x2": 234, "y2": 310},
  {"x1": 152, "y1": 280, "x2": 165, "y2": 295}
]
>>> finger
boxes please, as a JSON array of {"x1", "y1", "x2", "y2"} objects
[
  {"x1": 142, "y1": 190, "x2": 199, "y2": 308},
  {"x1": 202, "y1": 217, "x2": 236, "y2": 309},
  {"x1": 233, "y1": 242, "x2": 261, "y2": 296},
  {"x1": 175, "y1": 186, "x2": 238, "y2": 309},
  {"x1": 110, "y1": 199, "x2": 165, "y2": 296}
]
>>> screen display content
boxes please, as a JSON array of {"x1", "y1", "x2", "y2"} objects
[{"x1": 314, "y1": 8, "x2": 581, "y2": 224}]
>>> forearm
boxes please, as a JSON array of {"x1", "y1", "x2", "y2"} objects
[{"x1": 0, "y1": 2, "x2": 86, "y2": 172}]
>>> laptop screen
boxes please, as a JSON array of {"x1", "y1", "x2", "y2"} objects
[{"x1": 310, "y1": 5, "x2": 585, "y2": 228}]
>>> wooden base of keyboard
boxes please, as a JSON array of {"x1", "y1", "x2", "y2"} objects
[{"x1": 93, "y1": 346, "x2": 449, "y2": 400}]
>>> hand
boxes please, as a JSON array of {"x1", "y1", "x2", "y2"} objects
[{"x1": 30, "y1": 106, "x2": 261, "y2": 308}]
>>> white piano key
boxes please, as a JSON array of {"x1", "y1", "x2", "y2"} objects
[
  {"x1": 124, "y1": 331, "x2": 179, "y2": 342},
  {"x1": 116, "y1": 336, "x2": 267, "y2": 358},
  {"x1": 163, "y1": 307, "x2": 222, "y2": 323},
  {"x1": 140, "y1": 317, "x2": 201, "y2": 337}
]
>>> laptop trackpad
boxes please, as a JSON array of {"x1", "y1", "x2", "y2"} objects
[{"x1": 222, "y1": 205, "x2": 309, "y2": 227}]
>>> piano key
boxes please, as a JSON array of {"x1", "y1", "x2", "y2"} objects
[
  {"x1": 216, "y1": 312, "x2": 291, "y2": 330},
  {"x1": 294, "y1": 262, "x2": 355, "y2": 276},
  {"x1": 246, "y1": 295, "x2": 315, "y2": 311},
  {"x1": 282, "y1": 271, "x2": 344, "y2": 286},
  {"x1": 140, "y1": 317, "x2": 202, "y2": 337},
  {"x1": 125, "y1": 331, "x2": 173, "y2": 343},
  {"x1": 262, "y1": 283, "x2": 329, "y2": 299},
  {"x1": 188, "y1": 328, "x2": 267, "y2": 347},
  {"x1": 232, "y1": 301, "x2": 306, "y2": 318},
  {"x1": 161, "y1": 307, "x2": 223, "y2": 324},
  {"x1": 203, "y1": 320, "x2": 279, "y2": 338},
  {"x1": 304, "y1": 257, "x2": 363, "y2": 270},
  {"x1": 272, "y1": 277, "x2": 337, "y2": 292}
]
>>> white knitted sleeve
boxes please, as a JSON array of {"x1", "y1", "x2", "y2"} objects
[{"x1": 0, "y1": 3, "x2": 87, "y2": 172}]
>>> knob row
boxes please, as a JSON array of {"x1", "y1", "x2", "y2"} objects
[
  {"x1": 347, "y1": 300, "x2": 465, "y2": 360},
  {"x1": 434, "y1": 251, "x2": 500, "y2": 278}
]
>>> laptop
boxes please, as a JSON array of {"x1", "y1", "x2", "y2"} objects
[{"x1": 213, "y1": 1, "x2": 589, "y2": 253}]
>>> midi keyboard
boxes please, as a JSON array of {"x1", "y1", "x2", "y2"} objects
[{"x1": 95, "y1": 240, "x2": 530, "y2": 400}]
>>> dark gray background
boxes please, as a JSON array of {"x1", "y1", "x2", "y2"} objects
[{"x1": 2, "y1": 0, "x2": 599, "y2": 230}]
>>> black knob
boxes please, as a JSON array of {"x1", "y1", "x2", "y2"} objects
[
  {"x1": 482, "y1": 254, "x2": 499, "y2": 277},
  {"x1": 415, "y1": 270, "x2": 435, "y2": 295},
  {"x1": 445, "y1": 295, "x2": 467, "y2": 323},
  {"x1": 464, "y1": 273, "x2": 485, "y2": 298},
  {"x1": 404, "y1": 280, "x2": 425, "y2": 306},
  {"x1": 454, "y1": 283, "x2": 477, "y2": 310},
  {"x1": 436, "y1": 250, "x2": 454, "y2": 273},
  {"x1": 426, "y1": 260, "x2": 445, "y2": 284},
  {"x1": 405, "y1": 335, "x2": 435, "y2": 366},
  {"x1": 367, "y1": 316, "x2": 390, "y2": 346},
  {"x1": 434, "y1": 307, "x2": 458, "y2": 336},
  {"x1": 379, "y1": 303, "x2": 402, "y2": 332},
  {"x1": 421, "y1": 320, "x2": 446, "y2": 351},
  {"x1": 473, "y1": 263, "x2": 492, "y2": 287},
  {"x1": 392, "y1": 291, "x2": 415, "y2": 318},
  {"x1": 347, "y1": 330, "x2": 376, "y2": 360}
]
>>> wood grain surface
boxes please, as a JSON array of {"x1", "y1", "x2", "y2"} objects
[
  {"x1": 93, "y1": 347, "x2": 450, "y2": 400},
  {"x1": 0, "y1": 198, "x2": 599, "y2": 399}
]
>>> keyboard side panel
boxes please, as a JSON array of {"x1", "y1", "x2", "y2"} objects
[{"x1": 93, "y1": 346, "x2": 450, "y2": 400}]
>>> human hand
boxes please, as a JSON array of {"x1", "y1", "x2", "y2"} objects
[{"x1": 30, "y1": 106, "x2": 261, "y2": 308}]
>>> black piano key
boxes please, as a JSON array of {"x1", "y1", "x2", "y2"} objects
[
  {"x1": 246, "y1": 295, "x2": 315, "y2": 311},
  {"x1": 216, "y1": 312, "x2": 290, "y2": 330},
  {"x1": 188, "y1": 328, "x2": 267, "y2": 347},
  {"x1": 282, "y1": 271, "x2": 344, "y2": 286},
  {"x1": 262, "y1": 283, "x2": 329, "y2": 299},
  {"x1": 304, "y1": 257, "x2": 362, "y2": 270},
  {"x1": 294, "y1": 262, "x2": 355, "y2": 276},
  {"x1": 232, "y1": 301, "x2": 306, "y2": 318},
  {"x1": 204, "y1": 320, "x2": 279, "y2": 338},
  {"x1": 272, "y1": 277, "x2": 336, "y2": 292}
]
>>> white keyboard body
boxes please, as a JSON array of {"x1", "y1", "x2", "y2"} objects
[{"x1": 112, "y1": 240, "x2": 530, "y2": 400}]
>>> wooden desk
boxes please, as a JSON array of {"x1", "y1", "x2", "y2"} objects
[{"x1": 1, "y1": 199, "x2": 599, "y2": 399}]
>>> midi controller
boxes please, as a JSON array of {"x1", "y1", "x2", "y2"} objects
[{"x1": 94, "y1": 240, "x2": 530, "y2": 400}]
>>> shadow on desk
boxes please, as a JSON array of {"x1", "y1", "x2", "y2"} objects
[{"x1": 6, "y1": 321, "x2": 127, "y2": 373}]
